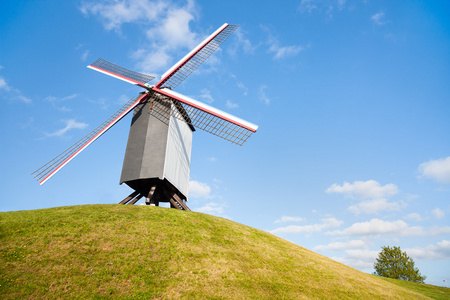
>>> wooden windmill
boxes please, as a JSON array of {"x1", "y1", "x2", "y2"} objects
[{"x1": 32, "y1": 23, "x2": 258, "y2": 210}]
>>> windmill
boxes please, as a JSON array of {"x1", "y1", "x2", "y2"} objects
[{"x1": 32, "y1": 23, "x2": 258, "y2": 211}]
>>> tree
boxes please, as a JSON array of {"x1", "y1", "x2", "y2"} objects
[{"x1": 373, "y1": 246, "x2": 426, "y2": 283}]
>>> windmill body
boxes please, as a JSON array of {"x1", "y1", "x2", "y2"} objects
[
  {"x1": 32, "y1": 23, "x2": 258, "y2": 211},
  {"x1": 120, "y1": 99, "x2": 194, "y2": 203}
]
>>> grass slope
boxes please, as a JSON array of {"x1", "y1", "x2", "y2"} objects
[
  {"x1": 379, "y1": 277, "x2": 450, "y2": 300},
  {"x1": 0, "y1": 204, "x2": 447, "y2": 299}
]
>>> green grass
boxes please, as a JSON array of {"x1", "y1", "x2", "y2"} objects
[
  {"x1": 379, "y1": 277, "x2": 450, "y2": 300},
  {"x1": 0, "y1": 204, "x2": 447, "y2": 299}
]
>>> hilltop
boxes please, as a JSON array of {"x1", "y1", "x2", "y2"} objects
[{"x1": 1, "y1": 205, "x2": 448, "y2": 299}]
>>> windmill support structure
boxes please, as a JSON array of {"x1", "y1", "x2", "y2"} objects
[{"x1": 119, "y1": 179, "x2": 191, "y2": 211}]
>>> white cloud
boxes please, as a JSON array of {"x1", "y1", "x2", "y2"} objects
[
  {"x1": 0, "y1": 76, "x2": 31, "y2": 103},
  {"x1": 132, "y1": 47, "x2": 172, "y2": 73},
  {"x1": 371, "y1": 12, "x2": 386, "y2": 25},
  {"x1": 16, "y1": 94, "x2": 32, "y2": 104},
  {"x1": 269, "y1": 44, "x2": 304, "y2": 60},
  {"x1": 337, "y1": 0, "x2": 346, "y2": 10},
  {"x1": 332, "y1": 249, "x2": 379, "y2": 270},
  {"x1": 330, "y1": 219, "x2": 450, "y2": 238},
  {"x1": 298, "y1": 0, "x2": 348, "y2": 19},
  {"x1": 21, "y1": 117, "x2": 34, "y2": 129},
  {"x1": 236, "y1": 82, "x2": 248, "y2": 96},
  {"x1": 406, "y1": 240, "x2": 450, "y2": 261},
  {"x1": 404, "y1": 213, "x2": 423, "y2": 222},
  {"x1": 81, "y1": 50, "x2": 90, "y2": 62},
  {"x1": 229, "y1": 74, "x2": 249, "y2": 96},
  {"x1": 225, "y1": 100, "x2": 239, "y2": 109},
  {"x1": 118, "y1": 94, "x2": 132, "y2": 105},
  {"x1": 198, "y1": 88, "x2": 214, "y2": 104},
  {"x1": 326, "y1": 180, "x2": 402, "y2": 215},
  {"x1": 348, "y1": 198, "x2": 405, "y2": 215},
  {"x1": 45, "y1": 94, "x2": 79, "y2": 112},
  {"x1": 146, "y1": 3, "x2": 197, "y2": 50},
  {"x1": 80, "y1": 0, "x2": 168, "y2": 32},
  {"x1": 81, "y1": 0, "x2": 201, "y2": 74},
  {"x1": 270, "y1": 217, "x2": 343, "y2": 234},
  {"x1": 46, "y1": 94, "x2": 78, "y2": 103},
  {"x1": 298, "y1": 0, "x2": 318, "y2": 13},
  {"x1": 329, "y1": 219, "x2": 424, "y2": 237},
  {"x1": 140, "y1": 1, "x2": 199, "y2": 73},
  {"x1": 274, "y1": 216, "x2": 305, "y2": 224},
  {"x1": 0, "y1": 77, "x2": 10, "y2": 91},
  {"x1": 314, "y1": 239, "x2": 368, "y2": 251},
  {"x1": 189, "y1": 180, "x2": 211, "y2": 199},
  {"x1": 45, "y1": 119, "x2": 88, "y2": 137},
  {"x1": 196, "y1": 202, "x2": 224, "y2": 215},
  {"x1": 262, "y1": 25, "x2": 304, "y2": 60},
  {"x1": 326, "y1": 180, "x2": 398, "y2": 199},
  {"x1": 428, "y1": 226, "x2": 450, "y2": 236},
  {"x1": 432, "y1": 208, "x2": 445, "y2": 220},
  {"x1": 234, "y1": 29, "x2": 256, "y2": 55},
  {"x1": 259, "y1": 85, "x2": 270, "y2": 105},
  {"x1": 419, "y1": 156, "x2": 450, "y2": 185}
]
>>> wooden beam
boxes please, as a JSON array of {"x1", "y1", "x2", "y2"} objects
[
  {"x1": 145, "y1": 185, "x2": 157, "y2": 206},
  {"x1": 119, "y1": 191, "x2": 139, "y2": 204},
  {"x1": 129, "y1": 194, "x2": 144, "y2": 205}
]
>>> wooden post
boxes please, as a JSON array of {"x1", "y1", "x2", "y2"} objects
[
  {"x1": 146, "y1": 185, "x2": 157, "y2": 206},
  {"x1": 129, "y1": 194, "x2": 143, "y2": 205},
  {"x1": 119, "y1": 191, "x2": 139, "y2": 204}
]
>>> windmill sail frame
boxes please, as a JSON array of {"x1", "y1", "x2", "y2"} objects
[
  {"x1": 156, "y1": 24, "x2": 238, "y2": 90},
  {"x1": 32, "y1": 93, "x2": 149, "y2": 185},
  {"x1": 153, "y1": 88, "x2": 257, "y2": 145},
  {"x1": 88, "y1": 58, "x2": 155, "y2": 88},
  {"x1": 33, "y1": 23, "x2": 257, "y2": 187}
]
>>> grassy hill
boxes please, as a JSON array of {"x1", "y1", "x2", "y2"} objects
[{"x1": 1, "y1": 204, "x2": 448, "y2": 299}]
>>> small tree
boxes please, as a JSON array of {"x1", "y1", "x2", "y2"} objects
[{"x1": 373, "y1": 246, "x2": 426, "y2": 283}]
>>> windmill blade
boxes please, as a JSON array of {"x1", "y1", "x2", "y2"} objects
[
  {"x1": 32, "y1": 93, "x2": 149, "y2": 185},
  {"x1": 155, "y1": 23, "x2": 238, "y2": 90},
  {"x1": 88, "y1": 58, "x2": 155, "y2": 88},
  {"x1": 152, "y1": 87, "x2": 258, "y2": 146}
]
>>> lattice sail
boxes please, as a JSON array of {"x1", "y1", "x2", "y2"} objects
[
  {"x1": 34, "y1": 23, "x2": 257, "y2": 185},
  {"x1": 32, "y1": 93, "x2": 149, "y2": 185},
  {"x1": 152, "y1": 88, "x2": 257, "y2": 146},
  {"x1": 88, "y1": 58, "x2": 155, "y2": 87},
  {"x1": 156, "y1": 24, "x2": 238, "y2": 90}
]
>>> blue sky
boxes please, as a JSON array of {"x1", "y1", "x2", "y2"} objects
[{"x1": 1, "y1": 0, "x2": 449, "y2": 287}]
